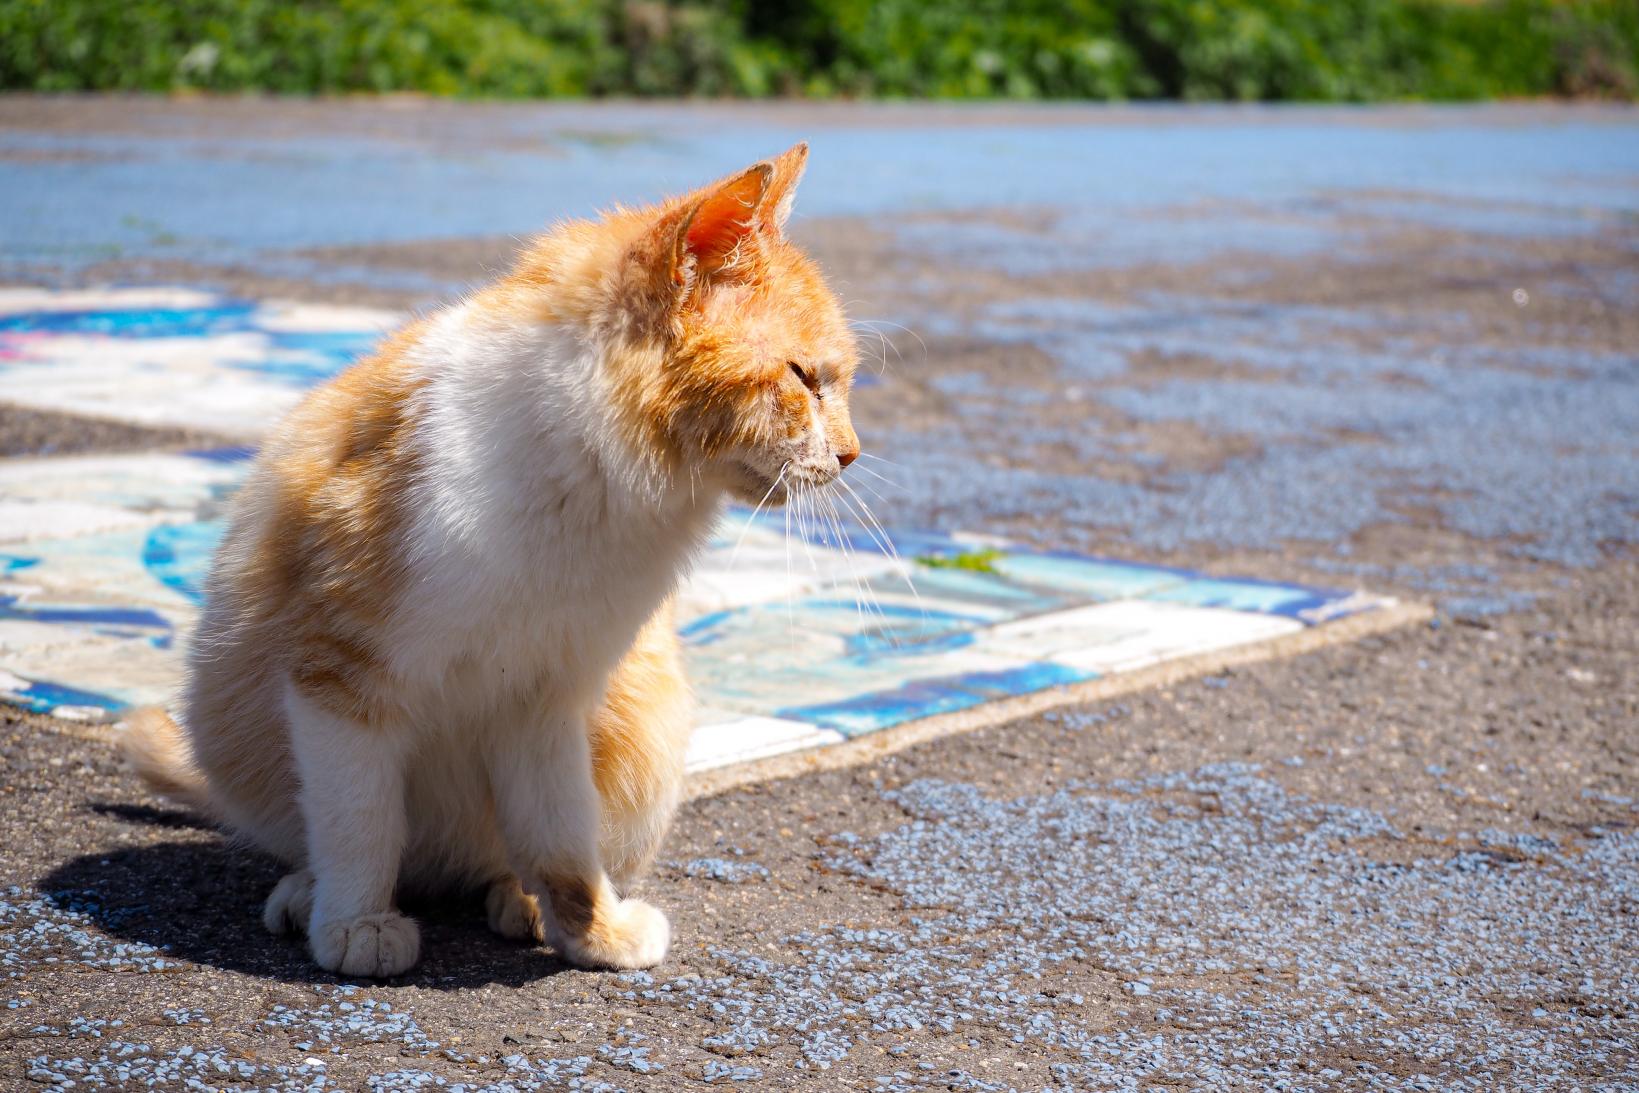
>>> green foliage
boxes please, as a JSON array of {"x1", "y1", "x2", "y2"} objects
[
  {"x1": 1, "y1": 0, "x2": 1634, "y2": 99},
  {"x1": 917, "y1": 549, "x2": 1005, "y2": 574}
]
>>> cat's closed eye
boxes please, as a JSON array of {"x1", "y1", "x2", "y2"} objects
[{"x1": 789, "y1": 361, "x2": 821, "y2": 397}]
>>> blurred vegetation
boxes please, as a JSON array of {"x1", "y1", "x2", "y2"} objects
[
  {"x1": 3, "y1": 0, "x2": 1636, "y2": 99},
  {"x1": 917, "y1": 549, "x2": 1004, "y2": 573}
]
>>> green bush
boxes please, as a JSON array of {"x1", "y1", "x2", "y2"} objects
[{"x1": 0, "y1": 0, "x2": 1634, "y2": 99}]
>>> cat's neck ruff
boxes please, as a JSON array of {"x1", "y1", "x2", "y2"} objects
[
  {"x1": 414, "y1": 298, "x2": 719, "y2": 536},
  {"x1": 386, "y1": 298, "x2": 718, "y2": 694}
]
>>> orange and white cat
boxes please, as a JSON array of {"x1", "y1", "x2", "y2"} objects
[{"x1": 121, "y1": 143, "x2": 859, "y2": 977}]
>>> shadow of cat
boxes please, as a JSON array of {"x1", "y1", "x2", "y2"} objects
[{"x1": 41, "y1": 806, "x2": 578, "y2": 990}]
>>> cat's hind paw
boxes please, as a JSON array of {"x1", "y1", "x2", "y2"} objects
[
  {"x1": 262, "y1": 870, "x2": 314, "y2": 936},
  {"x1": 310, "y1": 911, "x2": 421, "y2": 978},
  {"x1": 485, "y1": 875, "x2": 543, "y2": 943},
  {"x1": 554, "y1": 898, "x2": 670, "y2": 970}
]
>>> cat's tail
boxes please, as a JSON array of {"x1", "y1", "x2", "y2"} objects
[{"x1": 118, "y1": 707, "x2": 216, "y2": 818}]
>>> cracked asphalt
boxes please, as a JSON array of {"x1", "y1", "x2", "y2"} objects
[{"x1": 1, "y1": 99, "x2": 1635, "y2": 1090}]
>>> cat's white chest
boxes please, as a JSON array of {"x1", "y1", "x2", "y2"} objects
[
  {"x1": 385, "y1": 304, "x2": 711, "y2": 712},
  {"x1": 393, "y1": 479, "x2": 705, "y2": 713}
]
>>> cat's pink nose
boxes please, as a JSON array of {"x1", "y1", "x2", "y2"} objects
[{"x1": 837, "y1": 447, "x2": 859, "y2": 470}]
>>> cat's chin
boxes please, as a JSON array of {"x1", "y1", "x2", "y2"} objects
[{"x1": 725, "y1": 463, "x2": 791, "y2": 506}]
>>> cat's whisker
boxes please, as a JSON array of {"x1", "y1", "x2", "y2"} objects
[
  {"x1": 823, "y1": 492, "x2": 871, "y2": 635},
  {"x1": 810, "y1": 484, "x2": 852, "y2": 582},
  {"x1": 849, "y1": 459, "x2": 915, "y2": 509},
  {"x1": 856, "y1": 452, "x2": 908, "y2": 470},
  {"x1": 849, "y1": 325, "x2": 895, "y2": 378},
  {"x1": 871, "y1": 333, "x2": 897, "y2": 376},
  {"x1": 823, "y1": 485, "x2": 893, "y2": 642},
  {"x1": 783, "y1": 481, "x2": 798, "y2": 650},
  {"x1": 794, "y1": 483, "x2": 832, "y2": 631},
  {"x1": 834, "y1": 476, "x2": 901, "y2": 569},
  {"x1": 830, "y1": 490, "x2": 898, "y2": 630},
  {"x1": 848, "y1": 460, "x2": 903, "y2": 494},
  {"x1": 836, "y1": 477, "x2": 925, "y2": 617},
  {"x1": 816, "y1": 495, "x2": 868, "y2": 637},
  {"x1": 800, "y1": 485, "x2": 825, "y2": 630},
  {"x1": 848, "y1": 317, "x2": 926, "y2": 365},
  {"x1": 850, "y1": 315, "x2": 925, "y2": 342},
  {"x1": 788, "y1": 482, "x2": 823, "y2": 603},
  {"x1": 822, "y1": 490, "x2": 874, "y2": 639},
  {"x1": 802, "y1": 483, "x2": 854, "y2": 620},
  {"x1": 845, "y1": 470, "x2": 898, "y2": 509},
  {"x1": 728, "y1": 461, "x2": 789, "y2": 572},
  {"x1": 808, "y1": 484, "x2": 861, "y2": 628}
]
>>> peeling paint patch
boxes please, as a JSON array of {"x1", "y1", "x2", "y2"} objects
[{"x1": 0, "y1": 289, "x2": 1389, "y2": 776}]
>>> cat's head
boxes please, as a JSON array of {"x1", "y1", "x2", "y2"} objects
[{"x1": 596, "y1": 143, "x2": 860, "y2": 505}]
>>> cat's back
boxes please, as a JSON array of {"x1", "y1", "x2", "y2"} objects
[
  {"x1": 185, "y1": 320, "x2": 432, "y2": 736},
  {"x1": 174, "y1": 320, "x2": 437, "y2": 853},
  {"x1": 214, "y1": 319, "x2": 429, "y2": 611}
]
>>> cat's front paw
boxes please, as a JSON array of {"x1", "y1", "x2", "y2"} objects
[
  {"x1": 310, "y1": 911, "x2": 421, "y2": 977},
  {"x1": 262, "y1": 870, "x2": 314, "y2": 935},
  {"x1": 554, "y1": 898, "x2": 670, "y2": 970},
  {"x1": 485, "y1": 876, "x2": 543, "y2": 942}
]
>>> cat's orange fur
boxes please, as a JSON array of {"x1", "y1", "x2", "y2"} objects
[{"x1": 122, "y1": 143, "x2": 860, "y2": 976}]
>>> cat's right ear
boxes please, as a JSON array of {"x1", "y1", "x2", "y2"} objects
[
  {"x1": 761, "y1": 142, "x2": 808, "y2": 233},
  {"x1": 671, "y1": 163, "x2": 773, "y2": 290}
]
